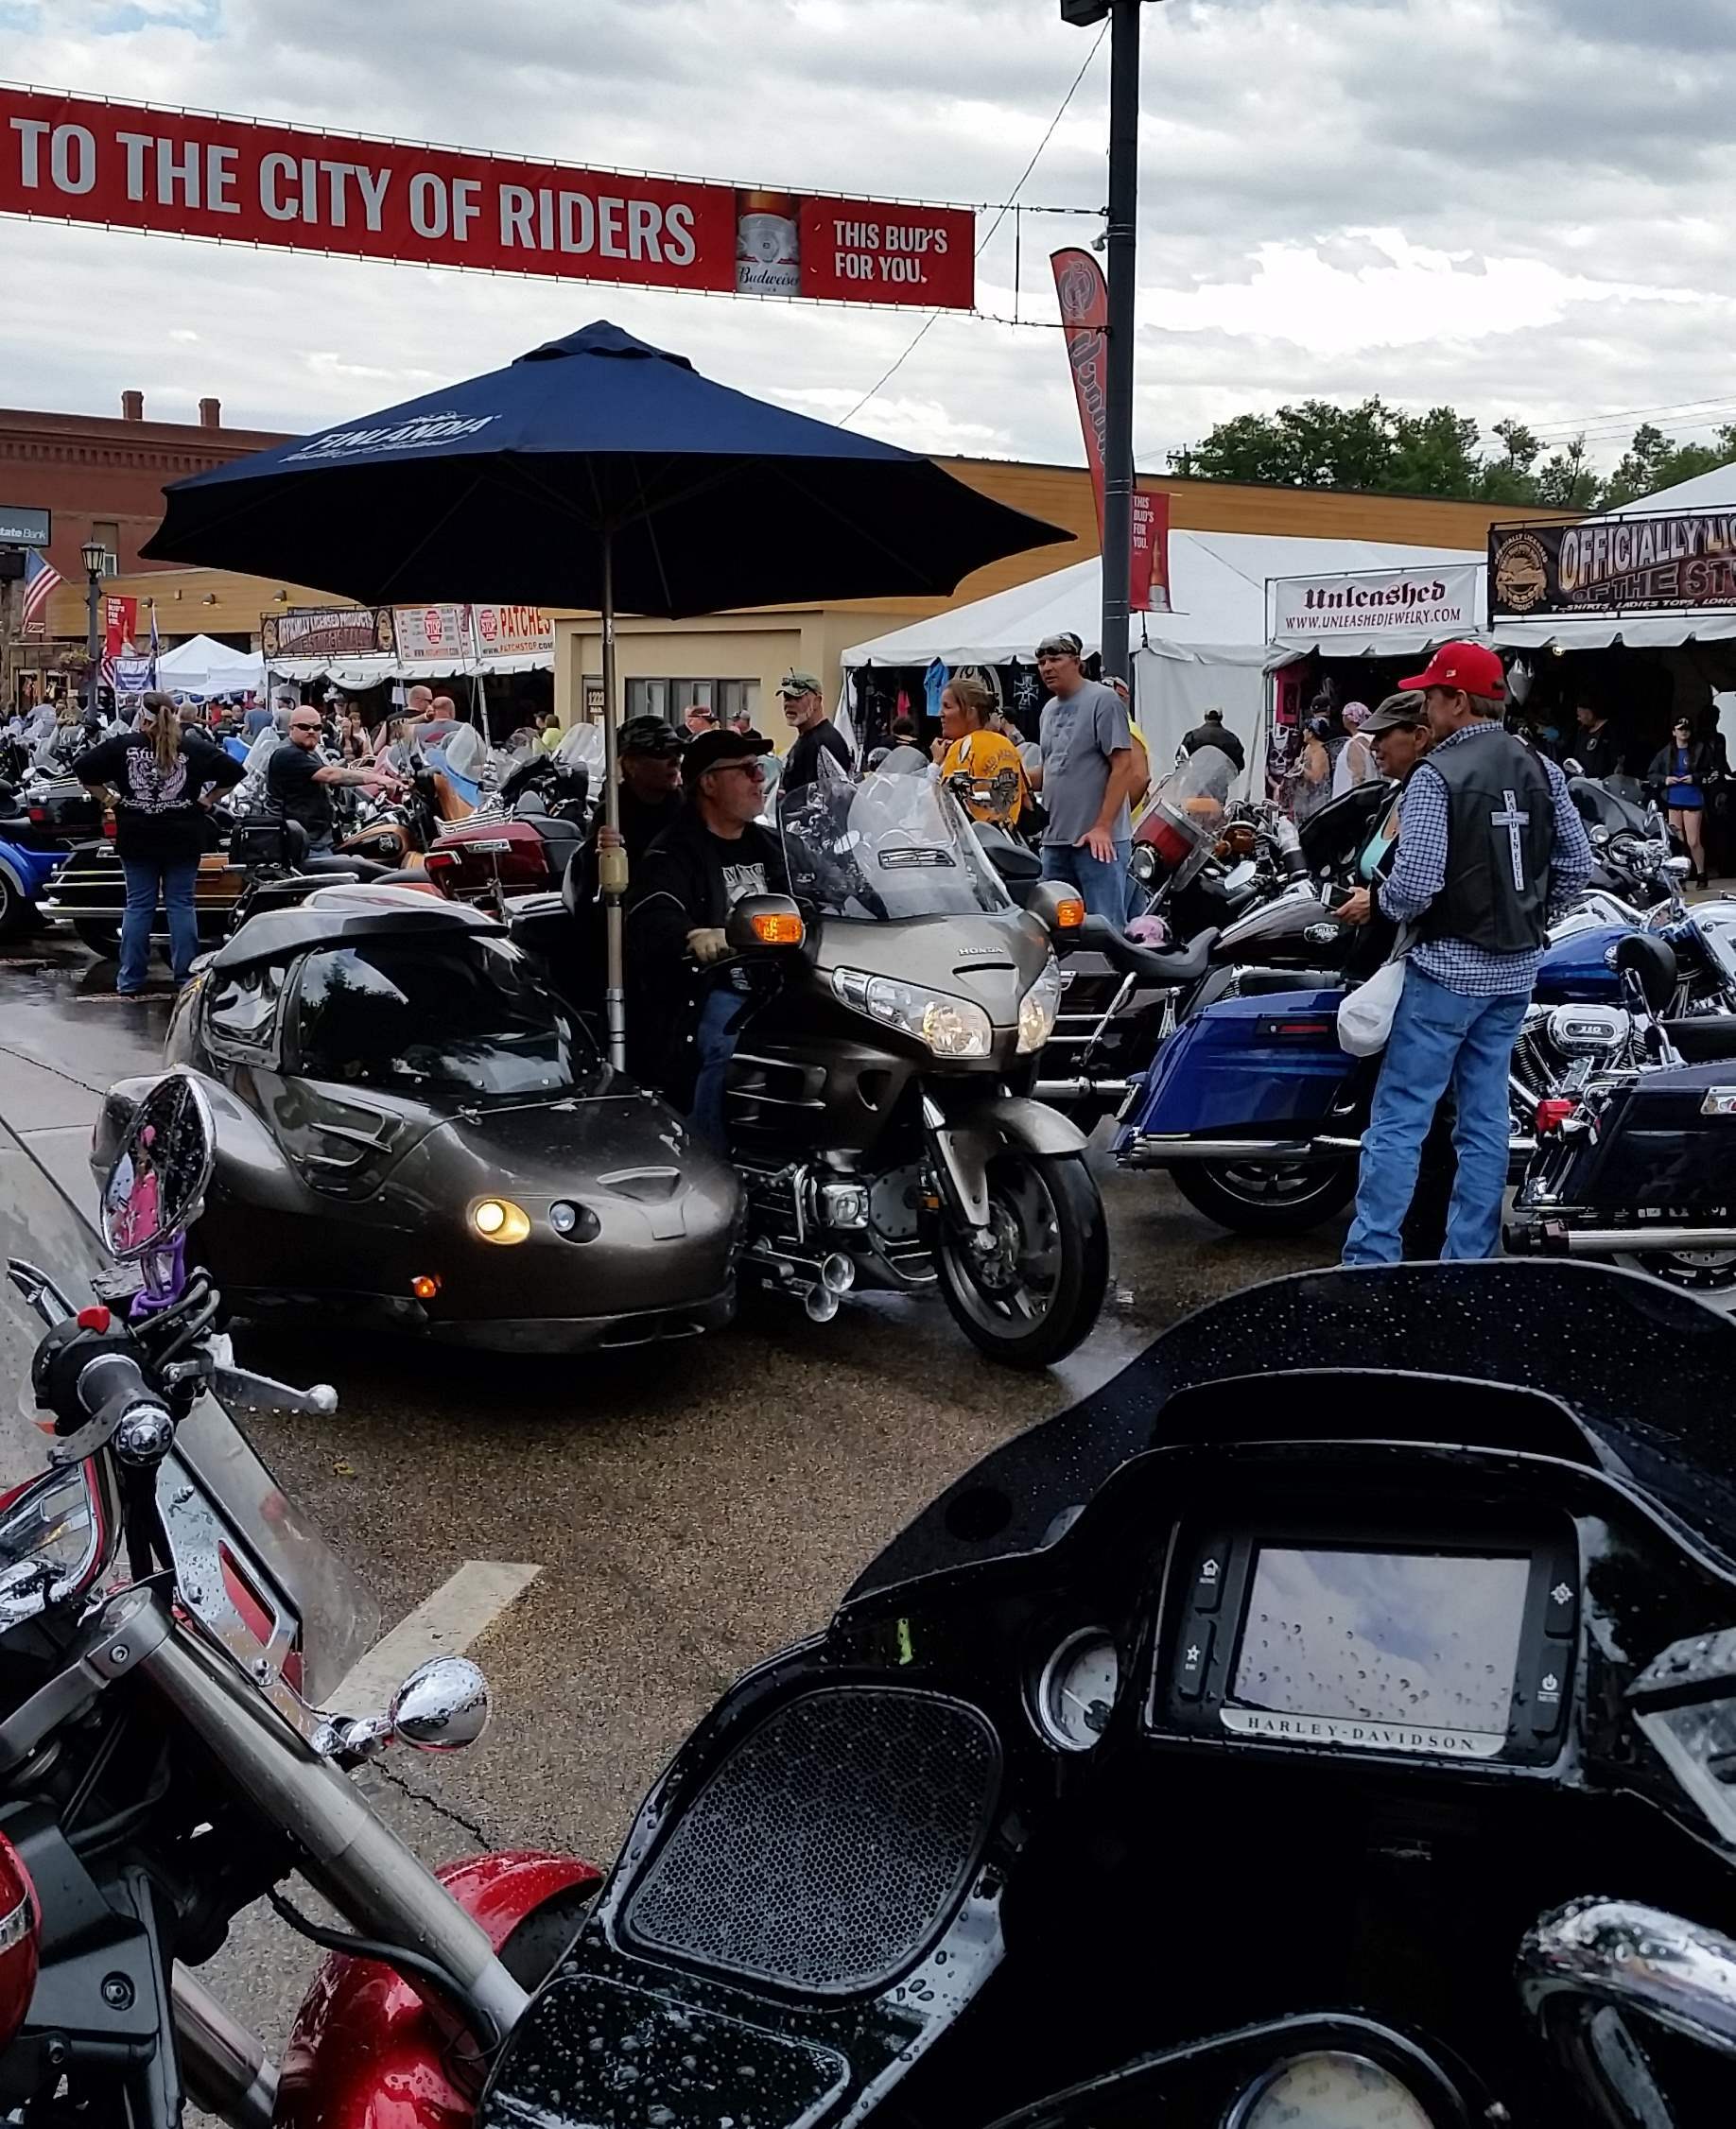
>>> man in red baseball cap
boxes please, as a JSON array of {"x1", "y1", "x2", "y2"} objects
[{"x1": 1340, "y1": 640, "x2": 1592, "y2": 1267}]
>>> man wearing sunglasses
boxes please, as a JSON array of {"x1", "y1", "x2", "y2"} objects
[
  {"x1": 267, "y1": 705, "x2": 407, "y2": 854},
  {"x1": 627, "y1": 729, "x2": 790, "y2": 1142}
]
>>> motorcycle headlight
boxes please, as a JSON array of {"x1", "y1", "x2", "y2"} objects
[
  {"x1": 1017, "y1": 958, "x2": 1064, "y2": 1054},
  {"x1": 832, "y1": 968, "x2": 993, "y2": 1058}
]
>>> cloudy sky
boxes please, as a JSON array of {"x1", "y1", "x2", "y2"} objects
[{"x1": 3, "y1": 0, "x2": 1734, "y2": 478}]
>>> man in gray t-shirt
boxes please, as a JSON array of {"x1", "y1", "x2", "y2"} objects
[{"x1": 1030, "y1": 631, "x2": 1139, "y2": 925}]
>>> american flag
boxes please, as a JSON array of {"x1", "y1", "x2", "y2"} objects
[{"x1": 19, "y1": 551, "x2": 61, "y2": 634}]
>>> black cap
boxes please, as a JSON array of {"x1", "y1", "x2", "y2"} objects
[
  {"x1": 682, "y1": 729, "x2": 774, "y2": 787},
  {"x1": 617, "y1": 715, "x2": 686, "y2": 759}
]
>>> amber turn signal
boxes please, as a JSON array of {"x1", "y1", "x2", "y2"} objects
[
  {"x1": 1054, "y1": 896, "x2": 1086, "y2": 930},
  {"x1": 749, "y1": 910, "x2": 805, "y2": 945},
  {"x1": 410, "y1": 1274, "x2": 441, "y2": 1300}
]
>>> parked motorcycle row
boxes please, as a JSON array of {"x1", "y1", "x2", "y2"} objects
[
  {"x1": 18, "y1": 716, "x2": 1736, "y2": 1344},
  {"x1": 5, "y1": 1070, "x2": 1736, "y2": 2124}
]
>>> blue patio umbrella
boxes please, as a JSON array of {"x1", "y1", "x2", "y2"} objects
[{"x1": 145, "y1": 320, "x2": 1070, "y2": 1062}]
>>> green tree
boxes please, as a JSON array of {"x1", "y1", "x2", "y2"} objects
[
  {"x1": 1601, "y1": 422, "x2": 1736, "y2": 509},
  {"x1": 1171, "y1": 401, "x2": 1736, "y2": 509},
  {"x1": 1169, "y1": 396, "x2": 1406, "y2": 490},
  {"x1": 1533, "y1": 437, "x2": 1600, "y2": 511}
]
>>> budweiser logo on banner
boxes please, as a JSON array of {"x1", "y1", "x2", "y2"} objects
[{"x1": 1050, "y1": 247, "x2": 1170, "y2": 615}]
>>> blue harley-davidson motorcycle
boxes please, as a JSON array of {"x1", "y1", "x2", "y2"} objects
[
  {"x1": 0, "y1": 833, "x2": 66, "y2": 937},
  {"x1": 1111, "y1": 917, "x2": 1661, "y2": 1236}
]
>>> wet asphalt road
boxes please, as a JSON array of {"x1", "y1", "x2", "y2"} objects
[{"x1": 0, "y1": 928, "x2": 1339, "y2": 2068}]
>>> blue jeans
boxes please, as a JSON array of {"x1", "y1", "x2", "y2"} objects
[
  {"x1": 1343, "y1": 964, "x2": 1527, "y2": 1267},
  {"x1": 118, "y1": 856, "x2": 200, "y2": 994},
  {"x1": 1042, "y1": 839, "x2": 1132, "y2": 926},
  {"x1": 688, "y1": 987, "x2": 747, "y2": 1150}
]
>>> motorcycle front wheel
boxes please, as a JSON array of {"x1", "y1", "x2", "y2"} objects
[
  {"x1": 935, "y1": 1151, "x2": 1108, "y2": 1369},
  {"x1": 1170, "y1": 1155, "x2": 1358, "y2": 1236}
]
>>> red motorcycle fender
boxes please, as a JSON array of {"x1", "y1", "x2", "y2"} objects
[{"x1": 271, "y1": 1849, "x2": 602, "y2": 2129}]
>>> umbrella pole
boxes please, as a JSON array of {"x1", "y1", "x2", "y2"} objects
[{"x1": 599, "y1": 532, "x2": 628, "y2": 1072}]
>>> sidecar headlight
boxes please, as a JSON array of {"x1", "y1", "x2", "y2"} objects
[
  {"x1": 832, "y1": 968, "x2": 993, "y2": 1058},
  {"x1": 1017, "y1": 958, "x2": 1064, "y2": 1054}
]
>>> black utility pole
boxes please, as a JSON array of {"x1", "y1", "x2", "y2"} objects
[{"x1": 1062, "y1": 0, "x2": 1150, "y2": 683}]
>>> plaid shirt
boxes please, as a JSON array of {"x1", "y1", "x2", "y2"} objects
[{"x1": 1378, "y1": 723, "x2": 1593, "y2": 997}]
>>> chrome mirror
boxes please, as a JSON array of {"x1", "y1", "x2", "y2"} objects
[
  {"x1": 339, "y1": 1654, "x2": 491, "y2": 1759},
  {"x1": 99, "y1": 1074, "x2": 215, "y2": 1263}
]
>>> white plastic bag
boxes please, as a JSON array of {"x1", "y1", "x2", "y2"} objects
[{"x1": 1337, "y1": 954, "x2": 1407, "y2": 1057}]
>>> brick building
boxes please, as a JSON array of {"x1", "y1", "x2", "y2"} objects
[{"x1": 0, "y1": 391, "x2": 286, "y2": 585}]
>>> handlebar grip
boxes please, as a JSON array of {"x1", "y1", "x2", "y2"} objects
[{"x1": 48, "y1": 1347, "x2": 176, "y2": 1468}]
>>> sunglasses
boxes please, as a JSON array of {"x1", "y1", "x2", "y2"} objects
[{"x1": 707, "y1": 760, "x2": 767, "y2": 779}]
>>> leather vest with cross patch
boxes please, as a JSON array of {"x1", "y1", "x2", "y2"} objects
[{"x1": 1420, "y1": 729, "x2": 1554, "y2": 954}]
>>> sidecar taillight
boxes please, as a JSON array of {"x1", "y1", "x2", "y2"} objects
[{"x1": 0, "y1": 1835, "x2": 41, "y2": 2048}]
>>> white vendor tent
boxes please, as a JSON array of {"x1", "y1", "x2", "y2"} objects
[
  {"x1": 154, "y1": 634, "x2": 267, "y2": 698},
  {"x1": 843, "y1": 529, "x2": 1483, "y2": 782}
]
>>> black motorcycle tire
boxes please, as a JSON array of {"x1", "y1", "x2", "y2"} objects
[
  {"x1": 0, "y1": 872, "x2": 23, "y2": 937},
  {"x1": 935, "y1": 1151, "x2": 1108, "y2": 1370},
  {"x1": 73, "y1": 917, "x2": 124, "y2": 957},
  {"x1": 1170, "y1": 1155, "x2": 1358, "y2": 1236}
]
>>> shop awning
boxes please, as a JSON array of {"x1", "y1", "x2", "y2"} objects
[{"x1": 1491, "y1": 611, "x2": 1736, "y2": 653}]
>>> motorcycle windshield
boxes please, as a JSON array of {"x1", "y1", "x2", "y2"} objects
[
  {"x1": 1134, "y1": 748, "x2": 1235, "y2": 892},
  {"x1": 845, "y1": 1262, "x2": 1736, "y2": 1605},
  {"x1": 1, "y1": 1115, "x2": 378, "y2": 1698},
  {"x1": 778, "y1": 768, "x2": 1013, "y2": 922}
]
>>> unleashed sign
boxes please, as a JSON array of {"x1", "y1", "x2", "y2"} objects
[
  {"x1": 1271, "y1": 563, "x2": 1482, "y2": 648},
  {"x1": 1491, "y1": 512, "x2": 1736, "y2": 616},
  {"x1": 0, "y1": 85, "x2": 975, "y2": 310}
]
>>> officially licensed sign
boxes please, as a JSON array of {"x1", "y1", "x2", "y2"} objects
[
  {"x1": 262, "y1": 607, "x2": 394, "y2": 662},
  {"x1": 0, "y1": 85, "x2": 976, "y2": 311},
  {"x1": 1490, "y1": 511, "x2": 1736, "y2": 616}
]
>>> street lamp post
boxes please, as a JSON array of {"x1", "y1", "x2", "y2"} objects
[
  {"x1": 1061, "y1": 0, "x2": 1153, "y2": 684},
  {"x1": 80, "y1": 536, "x2": 107, "y2": 718}
]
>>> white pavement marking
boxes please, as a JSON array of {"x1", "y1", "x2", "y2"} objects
[{"x1": 327, "y1": 1559, "x2": 543, "y2": 1712}]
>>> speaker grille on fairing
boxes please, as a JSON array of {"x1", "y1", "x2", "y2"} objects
[{"x1": 622, "y1": 1687, "x2": 1000, "y2": 1996}]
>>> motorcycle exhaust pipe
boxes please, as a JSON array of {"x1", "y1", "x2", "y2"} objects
[
  {"x1": 1524, "y1": 1222, "x2": 1736, "y2": 1255},
  {"x1": 801, "y1": 1254, "x2": 856, "y2": 1321},
  {"x1": 1130, "y1": 1135, "x2": 1315, "y2": 1162}
]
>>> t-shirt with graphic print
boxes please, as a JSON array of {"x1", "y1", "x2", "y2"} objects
[{"x1": 71, "y1": 730, "x2": 243, "y2": 863}]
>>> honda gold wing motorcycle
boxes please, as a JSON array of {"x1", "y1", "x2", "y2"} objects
[
  {"x1": 0, "y1": 1072, "x2": 599, "y2": 2125},
  {"x1": 475, "y1": 1256, "x2": 1736, "y2": 2128},
  {"x1": 716, "y1": 769, "x2": 1108, "y2": 1368}
]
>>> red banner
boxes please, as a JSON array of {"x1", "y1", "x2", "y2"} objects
[
  {"x1": 1050, "y1": 247, "x2": 1170, "y2": 614},
  {"x1": 0, "y1": 85, "x2": 975, "y2": 310},
  {"x1": 104, "y1": 595, "x2": 138, "y2": 658}
]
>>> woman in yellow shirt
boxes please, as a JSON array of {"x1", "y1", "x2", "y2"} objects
[{"x1": 932, "y1": 674, "x2": 1031, "y2": 825}]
